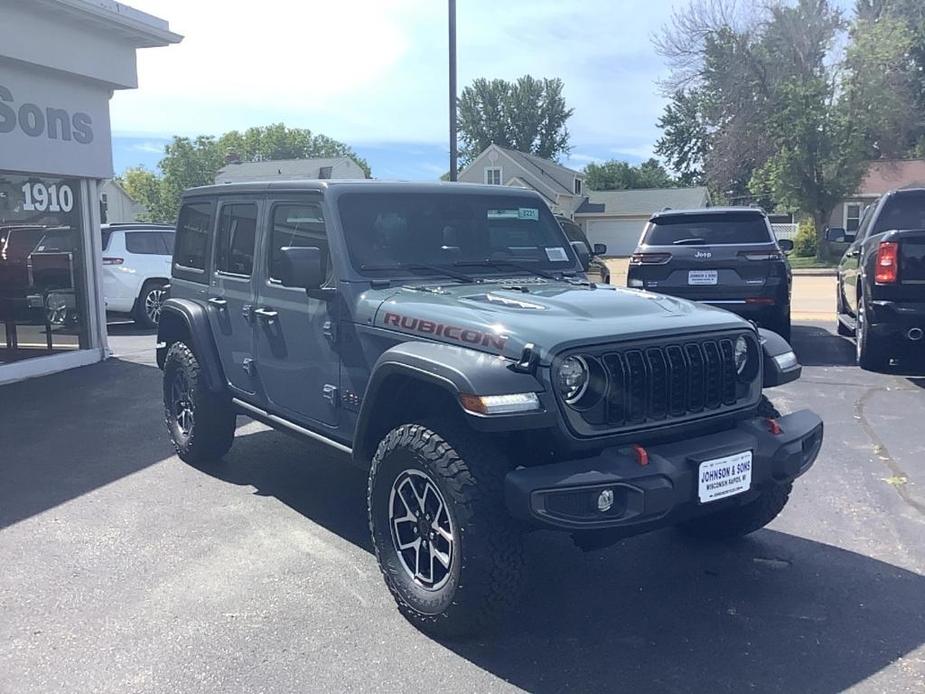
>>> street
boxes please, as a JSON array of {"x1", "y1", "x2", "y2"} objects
[{"x1": 1, "y1": 297, "x2": 923, "y2": 692}]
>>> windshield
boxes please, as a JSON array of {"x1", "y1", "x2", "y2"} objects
[
  {"x1": 338, "y1": 193, "x2": 578, "y2": 277},
  {"x1": 643, "y1": 213, "x2": 772, "y2": 245}
]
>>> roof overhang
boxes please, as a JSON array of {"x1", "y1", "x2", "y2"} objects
[{"x1": 30, "y1": 0, "x2": 182, "y2": 47}]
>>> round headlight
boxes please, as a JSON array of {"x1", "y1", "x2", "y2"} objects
[
  {"x1": 734, "y1": 335, "x2": 749, "y2": 375},
  {"x1": 557, "y1": 355, "x2": 590, "y2": 404}
]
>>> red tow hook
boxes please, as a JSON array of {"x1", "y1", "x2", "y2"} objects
[
  {"x1": 766, "y1": 418, "x2": 782, "y2": 435},
  {"x1": 631, "y1": 443, "x2": 649, "y2": 467}
]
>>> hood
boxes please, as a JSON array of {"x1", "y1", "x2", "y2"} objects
[{"x1": 357, "y1": 279, "x2": 751, "y2": 363}]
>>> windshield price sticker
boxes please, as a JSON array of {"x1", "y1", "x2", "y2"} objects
[
  {"x1": 545, "y1": 247, "x2": 569, "y2": 262},
  {"x1": 518, "y1": 208, "x2": 539, "y2": 221}
]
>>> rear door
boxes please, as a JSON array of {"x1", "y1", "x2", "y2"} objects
[
  {"x1": 253, "y1": 195, "x2": 340, "y2": 427},
  {"x1": 632, "y1": 212, "x2": 780, "y2": 302},
  {"x1": 207, "y1": 198, "x2": 261, "y2": 395}
]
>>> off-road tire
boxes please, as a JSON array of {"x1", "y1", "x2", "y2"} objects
[
  {"x1": 134, "y1": 280, "x2": 167, "y2": 329},
  {"x1": 677, "y1": 395, "x2": 792, "y2": 540},
  {"x1": 368, "y1": 421, "x2": 525, "y2": 638},
  {"x1": 163, "y1": 341, "x2": 235, "y2": 464},
  {"x1": 856, "y1": 293, "x2": 888, "y2": 371}
]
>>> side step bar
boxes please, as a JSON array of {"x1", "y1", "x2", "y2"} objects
[
  {"x1": 232, "y1": 397, "x2": 353, "y2": 456},
  {"x1": 837, "y1": 312, "x2": 857, "y2": 332}
]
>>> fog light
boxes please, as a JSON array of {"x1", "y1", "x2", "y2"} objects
[{"x1": 597, "y1": 489, "x2": 614, "y2": 512}]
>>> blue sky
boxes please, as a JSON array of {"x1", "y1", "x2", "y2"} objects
[{"x1": 109, "y1": 1, "x2": 711, "y2": 179}]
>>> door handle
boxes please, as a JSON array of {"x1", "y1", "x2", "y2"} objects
[
  {"x1": 254, "y1": 307, "x2": 279, "y2": 323},
  {"x1": 208, "y1": 297, "x2": 228, "y2": 309}
]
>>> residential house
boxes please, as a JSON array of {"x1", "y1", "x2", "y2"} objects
[
  {"x1": 99, "y1": 179, "x2": 146, "y2": 223},
  {"x1": 457, "y1": 145, "x2": 587, "y2": 216},
  {"x1": 831, "y1": 159, "x2": 925, "y2": 233},
  {"x1": 215, "y1": 157, "x2": 366, "y2": 183},
  {"x1": 576, "y1": 186, "x2": 711, "y2": 256}
]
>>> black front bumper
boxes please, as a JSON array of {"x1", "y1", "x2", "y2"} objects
[{"x1": 505, "y1": 409, "x2": 823, "y2": 532}]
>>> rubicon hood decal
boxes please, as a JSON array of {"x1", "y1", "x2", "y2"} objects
[{"x1": 382, "y1": 311, "x2": 508, "y2": 351}]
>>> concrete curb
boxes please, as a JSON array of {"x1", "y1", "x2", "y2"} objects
[{"x1": 792, "y1": 268, "x2": 837, "y2": 277}]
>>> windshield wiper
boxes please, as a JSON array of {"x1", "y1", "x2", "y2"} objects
[
  {"x1": 672, "y1": 237, "x2": 707, "y2": 245},
  {"x1": 454, "y1": 258, "x2": 573, "y2": 282},
  {"x1": 359, "y1": 262, "x2": 477, "y2": 283}
]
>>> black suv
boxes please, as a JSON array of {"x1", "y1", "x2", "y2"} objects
[
  {"x1": 833, "y1": 188, "x2": 925, "y2": 370},
  {"x1": 555, "y1": 215, "x2": 610, "y2": 284},
  {"x1": 157, "y1": 181, "x2": 822, "y2": 636},
  {"x1": 627, "y1": 208, "x2": 794, "y2": 340}
]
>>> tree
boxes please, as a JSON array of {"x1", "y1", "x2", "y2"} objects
[
  {"x1": 583, "y1": 158, "x2": 677, "y2": 191},
  {"x1": 118, "y1": 124, "x2": 370, "y2": 223},
  {"x1": 457, "y1": 76, "x2": 573, "y2": 165},
  {"x1": 654, "y1": 0, "x2": 922, "y2": 257}
]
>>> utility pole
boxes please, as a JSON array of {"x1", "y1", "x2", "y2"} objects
[{"x1": 448, "y1": 0, "x2": 458, "y2": 181}]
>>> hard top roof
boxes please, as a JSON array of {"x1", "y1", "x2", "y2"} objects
[{"x1": 183, "y1": 179, "x2": 548, "y2": 199}]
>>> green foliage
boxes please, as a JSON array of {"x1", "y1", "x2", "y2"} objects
[
  {"x1": 655, "y1": 90, "x2": 708, "y2": 185},
  {"x1": 793, "y1": 219, "x2": 817, "y2": 257},
  {"x1": 583, "y1": 158, "x2": 676, "y2": 191},
  {"x1": 120, "y1": 124, "x2": 370, "y2": 223},
  {"x1": 457, "y1": 76, "x2": 573, "y2": 165}
]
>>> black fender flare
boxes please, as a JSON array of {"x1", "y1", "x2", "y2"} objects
[
  {"x1": 758, "y1": 327, "x2": 802, "y2": 388},
  {"x1": 156, "y1": 298, "x2": 227, "y2": 393},
  {"x1": 353, "y1": 341, "x2": 552, "y2": 463}
]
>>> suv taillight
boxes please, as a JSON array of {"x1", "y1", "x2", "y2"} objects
[
  {"x1": 102, "y1": 257, "x2": 124, "y2": 265},
  {"x1": 630, "y1": 252, "x2": 671, "y2": 264},
  {"x1": 874, "y1": 242, "x2": 899, "y2": 284}
]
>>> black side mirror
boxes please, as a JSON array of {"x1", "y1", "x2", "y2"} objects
[
  {"x1": 778, "y1": 238, "x2": 794, "y2": 253},
  {"x1": 570, "y1": 240, "x2": 591, "y2": 271},
  {"x1": 825, "y1": 227, "x2": 846, "y2": 243},
  {"x1": 592, "y1": 243, "x2": 607, "y2": 256},
  {"x1": 278, "y1": 246, "x2": 324, "y2": 290}
]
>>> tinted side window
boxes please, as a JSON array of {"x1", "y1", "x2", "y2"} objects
[
  {"x1": 215, "y1": 203, "x2": 258, "y2": 276},
  {"x1": 173, "y1": 202, "x2": 214, "y2": 280},
  {"x1": 160, "y1": 231, "x2": 175, "y2": 253},
  {"x1": 101, "y1": 229, "x2": 113, "y2": 251},
  {"x1": 268, "y1": 201, "x2": 328, "y2": 282},
  {"x1": 126, "y1": 231, "x2": 169, "y2": 255}
]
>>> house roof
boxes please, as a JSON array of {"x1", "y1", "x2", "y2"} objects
[
  {"x1": 215, "y1": 158, "x2": 358, "y2": 183},
  {"x1": 576, "y1": 187, "x2": 710, "y2": 217},
  {"x1": 494, "y1": 147, "x2": 582, "y2": 196},
  {"x1": 858, "y1": 160, "x2": 925, "y2": 196}
]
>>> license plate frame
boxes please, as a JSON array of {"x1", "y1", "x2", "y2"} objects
[
  {"x1": 698, "y1": 450, "x2": 753, "y2": 503},
  {"x1": 688, "y1": 270, "x2": 718, "y2": 286}
]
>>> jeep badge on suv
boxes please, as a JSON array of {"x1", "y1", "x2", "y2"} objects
[{"x1": 156, "y1": 181, "x2": 823, "y2": 637}]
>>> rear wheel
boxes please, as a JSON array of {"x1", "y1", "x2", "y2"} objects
[
  {"x1": 856, "y1": 293, "x2": 888, "y2": 370},
  {"x1": 765, "y1": 306, "x2": 791, "y2": 342},
  {"x1": 134, "y1": 280, "x2": 167, "y2": 329},
  {"x1": 368, "y1": 421, "x2": 525, "y2": 638},
  {"x1": 163, "y1": 341, "x2": 236, "y2": 463}
]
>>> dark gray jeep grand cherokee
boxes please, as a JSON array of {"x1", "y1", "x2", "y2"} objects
[{"x1": 157, "y1": 181, "x2": 823, "y2": 637}]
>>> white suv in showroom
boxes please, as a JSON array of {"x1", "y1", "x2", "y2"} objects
[{"x1": 101, "y1": 224, "x2": 174, "y2": 328}]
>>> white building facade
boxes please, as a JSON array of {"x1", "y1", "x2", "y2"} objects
[{"x1": 0, "y1": 0, "x2": 179, "y2": 384}]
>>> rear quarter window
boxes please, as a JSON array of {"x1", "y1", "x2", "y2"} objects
[
  {"x1": 172, "y1": 201, "x2": 214, "y2": 283},
  {"x1": 126, "y1": 231, "x2": 171, "y2": 255},
  {"x1": 644, "y1": 213, "x2": 772, "y2": 245}
]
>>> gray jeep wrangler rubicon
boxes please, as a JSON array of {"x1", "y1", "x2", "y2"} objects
[{"x1": 157, "y1": 181, "x2": 823, "y2": 637}]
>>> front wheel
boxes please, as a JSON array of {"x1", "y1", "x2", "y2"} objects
[{"x1": 368, "y1": 422, "x2": 525, "y2": 638}]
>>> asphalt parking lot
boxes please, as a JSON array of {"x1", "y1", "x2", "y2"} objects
[{"x1": 1, "y1": 301, "x2": 923, "y2": 692}]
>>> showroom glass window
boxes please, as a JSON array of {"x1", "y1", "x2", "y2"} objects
[{"x1": 0, "y1": 173, "x2": 88, "y2": 364}]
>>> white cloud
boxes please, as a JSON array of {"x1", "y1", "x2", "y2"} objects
[{"x1": 111, "y1": 0, "x2": 676, "y2": 154}]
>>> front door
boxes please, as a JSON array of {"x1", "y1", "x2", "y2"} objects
[
  {"x1": 254, "y1": 196, "x2": 340, "y2": 426},
  {"x1": 207, "y1": 198, "x2": 260, "y2": 395}
]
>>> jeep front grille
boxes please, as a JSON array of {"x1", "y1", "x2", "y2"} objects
[{"x1": 559, "y1": 332, "x2": 759, "y2": 435}]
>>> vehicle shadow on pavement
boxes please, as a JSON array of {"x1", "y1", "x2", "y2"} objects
[
  {"x1": 790, "y1": 324, "x2": 855, "y2": 367},
  {"x1": 203, "y1": 428, "x2": 925, "y2": 693},
  {"x1": 450, "y1": 529, "x2": 925, "y2": 694},
  {"x1": 0, "y1": 359, "x2": 175, "y2": 529}
]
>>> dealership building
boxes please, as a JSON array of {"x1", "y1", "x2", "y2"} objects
[{"x1": 0, "y1": 0, "x2": 179, "y2": 384}]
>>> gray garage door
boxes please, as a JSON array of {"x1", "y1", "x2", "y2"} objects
[{"x1": 585, "y1": 219, "x2": 647, "y2": 257}]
